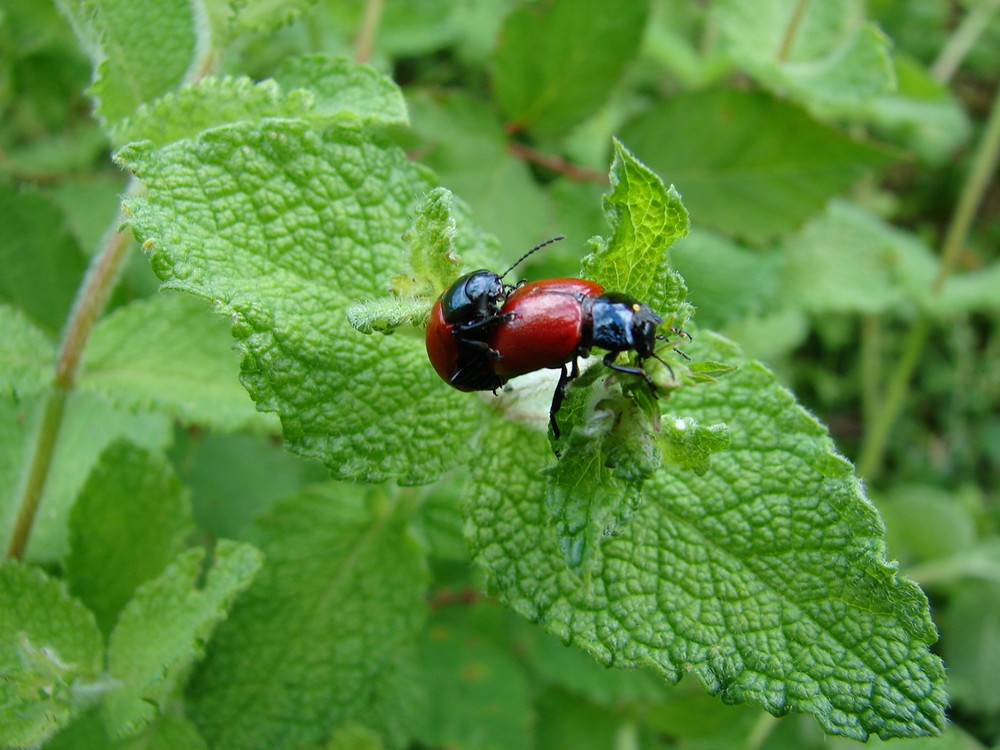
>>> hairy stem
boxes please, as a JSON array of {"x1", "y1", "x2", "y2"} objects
[
  {"x1": 5, "y1": 202, "x2": 135, "y2": 560},
  {"x1": 858, "y1": 85, "x2": 1000, "y2": 479}
]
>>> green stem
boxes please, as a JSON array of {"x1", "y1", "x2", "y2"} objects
[
  {"x1": 776, "y1": 0, "x2": 810, "y2": 62},
  {"x1": 5, "y1": 204, "x2": 135, "y2": 560},
  {"x1": 743, "y1": 711, "x2": 780, "y2": 750},
  {"x1": 856, "y1": 315, "x2": 929, "y2": 480},
  {"x1": 930, "y1": 0, "x2": 1000, "y2": 84},
  {"x1": 355, "y1": 0, "x2": 385, "y2": 64},
  {"x1": 857, "y1": 83, "x2": 1000, "y2": 480},
  {"x1": 859, "y1": 314, "x2": 882, "y2": 432}
]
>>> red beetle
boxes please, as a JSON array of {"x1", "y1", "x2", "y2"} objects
[{"x1": 490, "y1": 278, "x2": 670, "y2": 437}]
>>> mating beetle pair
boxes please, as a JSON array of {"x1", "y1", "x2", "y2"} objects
[{"x1": 425, "y1": 238, "x2": 683, "y2": 438}]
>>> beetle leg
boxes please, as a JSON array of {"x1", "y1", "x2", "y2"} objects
[
  {"x1": 602, "y1": 352, "x2": 658, "y2": 394},
  {"x1": 549, "y1": 364, "x2": 572, "y2": 440}
]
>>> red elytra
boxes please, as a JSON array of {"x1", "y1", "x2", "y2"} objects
[{"x1": 490, "y1": 278, "x2": 604, "y2": 378}]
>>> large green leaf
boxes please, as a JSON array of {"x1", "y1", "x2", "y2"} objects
[
  {"x1": 118, "y1": 119, "x2": 487, "y2": 484},
  {"x1": 466, "y1": 332, "x2": 946, "y2": 741}
]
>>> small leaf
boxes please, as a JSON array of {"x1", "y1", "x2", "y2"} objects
[
  {"x1": 657, "y1": 415, "x2": 730, "y2": 475},
  {"x1": 186, "y1": 487, "x2": 428, "y2": 750},
  {"x1": 581, "y1": 139, "x2": 692, "y2": 318},
  {"x1": 64, "y1": 439, "x2": 194, "y2": 635},
  {"x1": 401, "y1": 186, "x2": 465, "y2": 298},
  {"x1": 492, "y1": 0, "x2": 650, "y2": 135},
  {"x1": 103, "y1": 542, "x2": 263, "y2": 738},
  {"x1": 0, "y1": 562, "x2": 104, "y2": 747}
]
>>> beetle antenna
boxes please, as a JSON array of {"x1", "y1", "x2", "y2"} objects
[{"x1": 499, "y1": 235, "x2": 565, "y2": 279}]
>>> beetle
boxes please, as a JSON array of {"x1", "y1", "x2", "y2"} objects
[
  {"x1": 489, "y1": 278, "x2": 677, "y2": 438},
  {"x1": 424, "y1": 236, "x2": 564, "y2": 392}
]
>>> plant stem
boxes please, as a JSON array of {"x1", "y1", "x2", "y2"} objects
[
  {"x1": 857, "y1": 84, "x2": 1000, "y2": 480},
  {"x1": 859, "y1": 314, "x2": 882, "y2": 430},
  {"x1": 5, "y1": 203, "x2": 135, "y2": 560},
  {"x1": 507, "y1": 140, "x2": 609, "y2": 183},
  {"x1": 930, "y1": 0, "x2": 1000, "y2": 84},
  {"x1": 355, "y1": 0, "x2": 385, "y2": 64},
  {"x1": 776, "y1": 0, "x2": 810, "y2": 62}
]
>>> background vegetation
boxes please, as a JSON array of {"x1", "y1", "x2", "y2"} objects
[{"x1": 1, "y1": 0, "x2": 998, "y2": 749}]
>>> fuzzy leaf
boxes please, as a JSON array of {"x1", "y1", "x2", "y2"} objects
[
  {"x1": 55, "y1": 0, "x2": 202, "y2": 128},
  {"x1": 117, "y1": 118, "x2": 489, "y2": 484},
  {"x1": 0, "y1": 563, "x2": 104, "y2": 747},
  {"x1": 103, "y1": 542, "x2": 263, "y2": 738},
  {"x1": 467, "y1": 331, "x2": 946, "y2": 741},
  {"x1": 0, "y1": 304, "x2": 54, "y2": 398}
]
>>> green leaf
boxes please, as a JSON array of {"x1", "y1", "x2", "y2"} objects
[
  {"x1": 111, "y1": 76, "x2": 315, "y2": 148},
  {"x1": 172, "y1": 431, "x2": 311, "y2": 539},
  {"x1": 271, "y1": 55, "x2": 408, "y2": 125},
  {"x1": 415, "y1": 603, "x2": 533, "y2": 750},
  {"x1": 0, "y1": 562, "x2": 103, "y2": 747},
  {"x1": 0, "y1": 304, "x2": 54, "y2": 398},
  {"x1": 186, "y1": 486, "x2": 428, "y2": 750},
  {"x1": 55, "y1": 0, "x2": 202, "y2": 128},
  {"x1": 781, "y1": 199, "x2": 938, "y2": 314},
  {"x1": 45, "y1": 711, "x2": 210, "y2": 750},
  {"x1": 103, "y1": 541, "x2": 263, "y2": 739},
  {"x1": 1, "y1": 392, "x2": 172, "y2": 563},
  {"x1": 942, "y1": 580, "x2": 1000, "y2": 715},
  {"x1": 492, "y1": 0, "x2": 650, "y2": 135},
  {"x1": 581, "y1": 139, "x2": 691, "y2": 317},
  {"x1": 862, "y1": 53, "x2": 971, "y2": 165},
  {"x1": 618, "y1": 89, "x2": 893, "y2": 244},
  {"x1": 407, "y1": 90, "x2": 548, "y2": 254},
  {"x1": 713, "y1": 0, "x2": 895, "y2": 110},
  {"x1": 466, "y1": 331, "x2": 946, "y2": 741},
  {"x1": 79, "y1": 293, "x2": 272, "y2": 431},
  {"x1": 670, "y1": 229, "x2": 784, "y2": 328},
  {"x1": 229, "y1": 0, "x2": 317, "y2": 34},
  {"x1": 0, "y1": 185, "x2": 87, "y2": 334},
  {"x1": 64, "y1": 439, "x2": 194, "y2": 635},
  {"x1": 397, "y1": 186, "x2": 466, "y2": 299},
  {"x1": 117, "y1": 119, "x2": 489, "y2": 484}
]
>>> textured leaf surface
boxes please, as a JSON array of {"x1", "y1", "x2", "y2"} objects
[
  {"x1": 64, "y1": 439, "x2": 194, "y2": 635},
  {"x1": 45, "y1": 711, "x2": 210, "y2": 750},
  {"x1": 581, "y1": 139, "x2": 691, "y2": 315},
  {"x1": 117, "y1": 120, "x2": 482, "y2": 483},
  {"x1": 618, "y1": 89, "x2": 892, "y2": 244},
  {"x1": 0, "y1": 562, "x2": 103, "y2": 747},
  {"x1": 186, "y1": 487, "x2": 428, "y2": 750},
  {"x1": 80, "y1": 294, "x2": 269, "y2": 431},
  {"x1": 493, "y1": 0, "x2": 650, "y2": 134},
  {"x1": 104, "y1": 542, "x2": 263, "y2": 739},
  {"x1": 56, "y1": 0, "x2": 201, "y2": 127},
  {"x1": 272, "y1": 55, "x2": 408, "y2": 124},
  {"x1": 466, "y1": 332, "x2": 946, "y2": 740}
]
